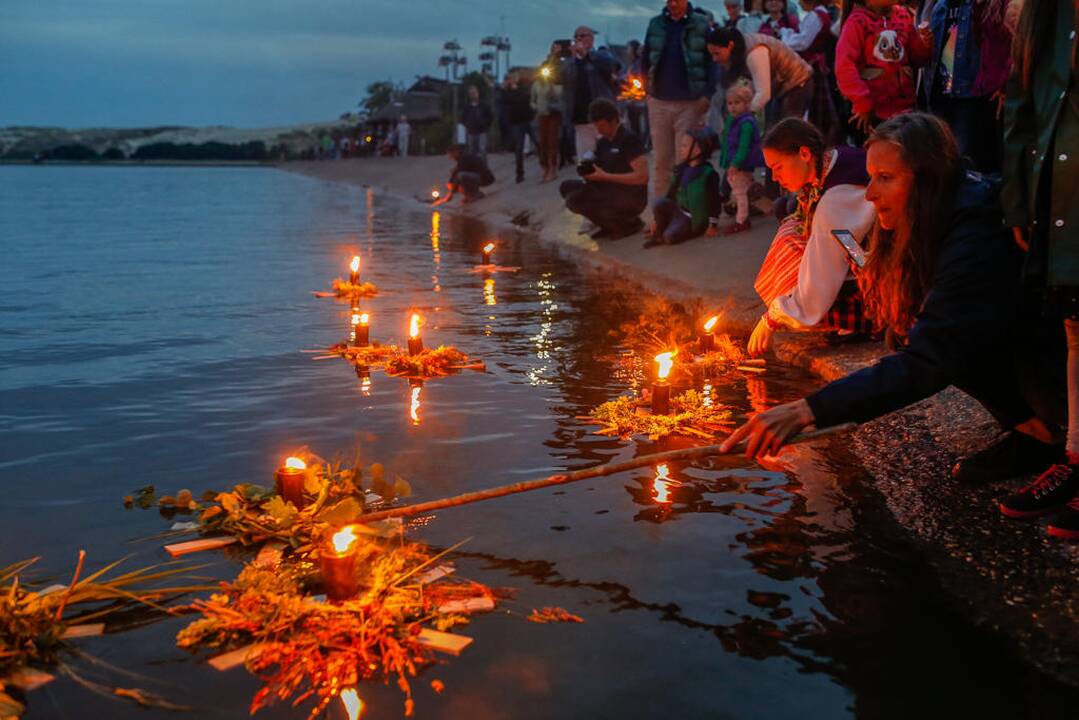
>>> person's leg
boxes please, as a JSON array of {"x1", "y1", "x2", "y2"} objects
[
  {"x1": 728, "y1": 169, "x2": 753, "y2": 225},
  {"x1": 512, "y1": 123, "x2": 526, "y2": 181},
  {"x1": 456, "y1": 171, "x2": 482, "y2": 200},
  {"x1": 663, "y1": 207, "x2": 694, "y2": 244},
  {"x1": 648, "y1": 97, "x2": 677, "y2": 199},
  {"x1": 564, "y1": 183, "x2": 607, "y2": 228},
  {"x1": 589, "y1": 186, "x2": 646, "y2": 236},
  {"x1": 574, "y1": 124, "x2": 599, "y2": 157},
  {"x1": 651, "y1": 196, "x2": 675, "y2": 238},
  {"x1": 559, "y1": 179, "x2": 586, "y2": 201}
]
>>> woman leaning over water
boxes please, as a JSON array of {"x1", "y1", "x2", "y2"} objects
[{"x1": 721, "y1": 113, "x2": 1063, "y2": 487}]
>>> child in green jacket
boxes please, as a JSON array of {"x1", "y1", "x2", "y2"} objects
[{"x1": 644, "y1": 127, "x2": 722, "y2": 248}]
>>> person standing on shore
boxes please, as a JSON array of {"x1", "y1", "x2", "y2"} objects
[
  {"x1": 462, "y1": 85, "x2": 494, "y2": 159},
  {"x1": 396, "y1": 115, "x2": 411, "y2": 158},
  {"x1": 641, "y1": 0, "x2": 715, "y2": 199},
  {"x1": 532, "y1": 62, "x2": 564, "y2": 183},
  {"x1": 560, "y1": 26, "x2": 618, "y2": 161},
  {"x1": 504, "y1": 72, "x2": 538, "y2": 183}
]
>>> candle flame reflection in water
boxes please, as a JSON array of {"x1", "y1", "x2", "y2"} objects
[
  {"x1": 702, "y1": 381, "x2": 714, "y2": 407},
  {"x1": 409, "y1": 385, "x2": 422, "y2": 425},
  {"x1": 653, "y1": 464, "x2": 673, "y2": 504},
  {"x1": 340, "y1": 688, "x2": 365, "y2": 720},
  {"x1": 430, "y1": 212, "x2": 442, "y2": 291},
  {"x1": 527, "y1": 274, "x2": 559, "y2": 386},
  {"x1": 484, "y1": 278, "x2": 497, "y2": 306}
]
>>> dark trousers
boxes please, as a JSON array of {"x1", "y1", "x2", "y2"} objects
[
  {"x1": 651, "y1": 197, "x2": 694, "y2": 244},
  {"x1": 454, "y1": 171, "x2": 489, "y2": 199},
  {"x1": 537, "y1": 113, "x2": 562, "y2": 172},
  {"x1": 931, "y1": 95, "x2": 1003, "y2": 173},
  {"x1": 560, "y1": 180, "x2": 647, "y2": 233},
  {"x1": 510, "y1": 121, "x2": 539, "y2": 181}
]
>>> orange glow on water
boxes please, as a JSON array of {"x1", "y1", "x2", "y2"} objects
[
  {"x1": 653, "y1": 464, "x2": 673, "y2": 503},
  {"x1": 410, "y1": 385, "x2": 422, "y2": 425},
  {"x1": 484, "y1": 278, "x2": 497, "y2": 306}
]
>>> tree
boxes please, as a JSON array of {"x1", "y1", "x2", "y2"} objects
[{"x1": 360, "y1": 81, "x2": 400, "y2": 115}]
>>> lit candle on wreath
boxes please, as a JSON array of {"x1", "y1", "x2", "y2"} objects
[
  {"x1": 699, "y1": 315, "x2": 719, "y2": 353},
  {"x1": 481, "y1": 242, "x2": 495, "y2": 266},
  {"x1": 431, "y1": 189, "x2": 441, "y2": 200},
  {"x1": 407, "y1": 313, "x2": 424, "y2": 355},
  {"x1": 349, "y1": 255, "x2": 361, "y2": 285},
  {"x1": 320, "y1": 525, "x2": 361, "y2": 601},
  {"x1": 274, "y1": 456, "x2": 308, "y2": 508},
  {"x1": 350, "y1": 312, "x2": 370, "y2": 347},
  {"x1": 651, "y1": 351, "x2": 675, "y2": 415},
  {"x1": 340, "y1": 689, "x2": 364, "y2": 720}
]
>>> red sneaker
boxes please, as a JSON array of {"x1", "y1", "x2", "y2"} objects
[{"x1": 722, "y1": 219, "x2": 752, "y2": 236}]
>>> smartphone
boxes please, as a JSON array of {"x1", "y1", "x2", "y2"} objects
[
  {"x1": 830, "y1": 229, "x2": 868, "y2": 269},
  {"x1": 555, "y1": 39, "x2": 572, "y2": 58}
]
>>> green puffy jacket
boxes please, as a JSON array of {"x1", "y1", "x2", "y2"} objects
[
  {"x1": 1002, "y1": 0, "x2": 1079, "y2": 287},
  {"x1": 645, "y1": 6, "x2": 712, "y2": 98}
]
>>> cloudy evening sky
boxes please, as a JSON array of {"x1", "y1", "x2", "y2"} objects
[{"x1": 1, "y1": 0, "x2": 672, "y2": 128}]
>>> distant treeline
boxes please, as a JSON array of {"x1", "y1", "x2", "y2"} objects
[{"x1": 3, "y1": 141, "x2": 279, "y2": 162}]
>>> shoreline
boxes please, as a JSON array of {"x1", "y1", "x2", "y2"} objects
[{"x1": 283, "y1": 154, "x2": 1079, "y2": 688}]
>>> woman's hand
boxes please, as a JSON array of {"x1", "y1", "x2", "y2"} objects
[
  {"x1": 748, "y1": 317, "x2": 774, "y2": 357},
  {"x1": 719, "y1": 399, "x2": 816, "y2": 458},
  {"x1": 849, "y1": 110, "x2": 873, "y2": 136},
  {"x1": 1012, "y1": 226, "x2": 1029, "y2": 252},
  {"x1": 991, "y1": 90, "x2": 1006, "y2": 120}
]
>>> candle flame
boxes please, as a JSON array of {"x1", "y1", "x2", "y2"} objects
[
  {"x1": 351, "y1": 313, "x2": 361, "y2": 326},
  {"x1": 340, "y1": 689, "x2": 365, "y2": 720},
  {"x1": 349, "y1": 256, "x2": 360, "y2": 274},
  {"x1": 409, "y1": 313, "x2": 421, "y2": 339},
  {"x1": 703, "y1": 315, "x2": 719, "y2": 333},
  {"x1": 331, "y1": 525, "x2": 359, "y2": 555},
  {"x1": 632, "y1": 78, "x2": 642, "y2": 89},
  {"x1": 359, "y1": 313, "x2": 369, "y2": 325},
  {"x1": 283, "y1": 457, "x2": 306, "y2": 471},
  {"x1": 654, "y1": 351, "x2": 675, "y2": 380},
  {"x1": 483, "y1": 242, "x2": 495, "y2": 254},
  {"x1": 410, "y1": 385, "x2": 422, "y2": 424},
  {"x1": 653, "y1": 464, "x2": 672, "y2": 504},
  {"x1": 541, "y1": 66, "x2": 552, "y2": 78},
  {"x1": 431, "y1": 189, "x2": 440, "y2": 199}
]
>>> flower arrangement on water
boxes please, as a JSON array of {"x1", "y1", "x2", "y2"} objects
[
  {"x1": 587, "y1": 389, "x2": 735, "y2": 440},
  {"x1": 384, "y1": 346, "x2": 482, "y2": 378},
  {"x1": 330, "y1": 278, "x2": 380, "y2": 298}
]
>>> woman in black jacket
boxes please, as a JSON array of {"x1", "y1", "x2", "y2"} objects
[{"x1": 722, "y1": 113, "x2": 1063, "y2": 481}]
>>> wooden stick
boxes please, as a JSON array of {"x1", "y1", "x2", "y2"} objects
[
  {"x1": 358, "y1": 423, "x2": 856, "y2": 524},
  {"x1": 54, "y1": 549, "x2": 86, "y2": 623},
  {"x1": 164, "y1": 537, "x2": 238, "y2": 557}
]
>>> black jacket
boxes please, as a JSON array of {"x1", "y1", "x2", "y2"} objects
[
  {"x1": 461, "y1": 102, "x2": 493, "y2": 134},
  {"x1": 807, "y1": 174, "x2": 1024, "y2": 427}
]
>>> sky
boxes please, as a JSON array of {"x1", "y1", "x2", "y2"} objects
[{"x1": 0, "y1": 0, "x2": 667, "y2": 128}]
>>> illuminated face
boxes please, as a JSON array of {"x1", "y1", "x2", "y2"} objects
[
  {"x1": 725, "y1": 1, "x2": 741, "y2": 19},
  {"x1": 574, "y1": 30, "x2": 595, "y2": 53},
  {"x1": 468, "y1": 86, "x2": 479, "y2": 102},
  {"x1": 865, "y1": 141, "x2": 913, "y2": 232},
  {"x1": 708, "y1": 42, "x2": 734, "y2": 66},
  {"x1": 726, "y1": 94, "x2": 749, "y2": 116},
  {"x1": 763, "y1": 146, "x2": 815, "y2": 193},
  {"x1": 593, "y1": 117, "x2": 618, "y2": 139}
]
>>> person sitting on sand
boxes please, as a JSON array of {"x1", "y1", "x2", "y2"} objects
[
  {"x1": 431, "y1": 145, "x2": 495, "y2": 206},
  {"x1": 748, "y1": 117, "x2": 874, "y2": 356},
  {"x1": 644, "y1": 126, "x2": 722, "y2": 248},
  {"x1": 559, "y1": 98, "x2": 649, "y2": 240},
  {"x1": 721, "y1": 114, "x2": 1064, "y2": 493}
]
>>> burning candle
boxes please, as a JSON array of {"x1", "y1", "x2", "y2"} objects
[
  {"x1": 349, "y1": 255, "x2": 361, "y2": 285},
  {"x1": 350, "y1": 312, "x2": 370, "y2": 347},
  {"x1": 274, "y1": 456, "x2": 308, "y2": 508},
  {"x1": 481, "y1": 242, "x2": 495, "y2": 265},
  {"x1": 340, "y1": 689, "x2": 365, "y2": 720},
  {"x1": 653, "y1": 464, "x2": 673, "y2": 504},
  {"x1": 651, "y1": 351, "x2": 675, "y2": 415},
  {"x1": 407, "y1": 313, "x2": 424, "y2": 355},
  {"x1": 699, "y1": 315, "x2": 719, "y2": 353},
  {"x1": 431, "y1": 189, "x2": 441, "y2": 200},
  {"x1": 320, "y1": 525, "x2": 361, "y2": 601}
]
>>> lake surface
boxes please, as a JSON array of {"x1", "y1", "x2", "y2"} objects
[{"x1": 1, "y1": 165, "x2": 1074, "y2": 719}]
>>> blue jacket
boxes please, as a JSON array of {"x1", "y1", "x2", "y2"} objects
[
  {"x1": 806, "y1": 173, "x2": 1023, "y2": 427},
  {"x1": 923, "y1": 0, "x2": 1012, "y2": 102}
]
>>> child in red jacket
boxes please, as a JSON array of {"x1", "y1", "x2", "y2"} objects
[{"x1": 836, "y1": 0, "x2": 933, "y2": 138}]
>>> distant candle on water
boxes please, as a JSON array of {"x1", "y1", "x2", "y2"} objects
[
  {"x1": 407, "y1": 313, "x2": 424, "y2": 355},
  {"x1": 274, "y1": 456, "x2": 308, "y2": 508},
  {"x1": 482, "y1": 242, "x2": 495, "y2": 265},
  {"x1": 431, "y1": 189, "x2": 440, "y2": 199},
  {"x1": 320, "y1": 525, "x2": 361, "y2": 601},
  {"x1": 699, "y1": 314, "x2": 719, "y2": 352},
  {"x1": 349, "y1": 255, "x2": 361, "y2": 285}
]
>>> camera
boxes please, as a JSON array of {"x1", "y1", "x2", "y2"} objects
[{"x1": 577, "y1": 151, "x2": 596, "y2": 177}]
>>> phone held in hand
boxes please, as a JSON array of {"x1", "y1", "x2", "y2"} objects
[{"x1": 830, "y1": 229, "x2": 868, "y2": 269}]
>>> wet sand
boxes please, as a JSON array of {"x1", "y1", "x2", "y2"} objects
[{"x1": 281, "y1": 153, "x2": 1079, "y2": 688}]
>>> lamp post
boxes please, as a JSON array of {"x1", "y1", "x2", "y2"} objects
[{"x1": 440, "y1": 40, "x2": 467, "y2": 144}]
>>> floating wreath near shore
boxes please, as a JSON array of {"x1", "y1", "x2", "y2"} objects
[
  {"x1": 313, "y1": 343, "x2": 484, "y2": 378},
  {"x1": 585, "y1": 389, "x2": 735, "y2": 440},
  {"x1": 310, "y1": 278, "x2": 380, "y2": 299}
]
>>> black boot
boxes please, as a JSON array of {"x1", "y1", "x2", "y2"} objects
[{"x1": 950, "y1": 431, "x2": 1064, "y2": 484}]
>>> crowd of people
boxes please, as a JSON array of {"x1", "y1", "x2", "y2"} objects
[{"x1": 431, "y1": 0, "x2": 1077, "y2": 541}]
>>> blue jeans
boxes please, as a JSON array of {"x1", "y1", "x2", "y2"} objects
[{"x1": 467, "y1": 132, "x2": 488, "y2": 159}]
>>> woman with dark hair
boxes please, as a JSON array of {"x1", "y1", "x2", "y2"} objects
[
  {"x1": 998, "y1": 0, "x2": 1079, "y2": 538},
  {"x1": 748, "y1": 117, "x2": 875, "y2": 356},
  {"x1": 706, "y1": 27, "x2": 814, "y2": 122},
  {"x1": 722, "y1": 113, "x2": 1063, "y2": 488}
]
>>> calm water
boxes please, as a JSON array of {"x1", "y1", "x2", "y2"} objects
[{"x1": 1, "y1": 165, "x2": 1073, "y2": 719}]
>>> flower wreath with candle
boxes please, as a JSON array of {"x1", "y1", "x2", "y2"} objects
[{"x1": 586, "y1": 389, "x2": 735, "y2": 440}]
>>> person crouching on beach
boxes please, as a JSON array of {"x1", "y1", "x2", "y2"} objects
[
  {"x1": 559, "y1": 99, "x2": 649, "y2": 240},
  {"x1": 718, "y1": 84, "x2": 764, "y2": 235},
  {"x1": 431, "y1": 145, "x2": 495, "y2": 206},
  {"x1": 644, "y1": 126, "x2": 722, "y2": 248},
  {"x1": 748, "y1": 117, "x2": 874, "y2": 356},
  {"x1": 721, "y1": 114, "x2": 1064, "y2": 492}
]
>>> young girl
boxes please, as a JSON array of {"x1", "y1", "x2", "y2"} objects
[
  {"x1": 759, "y1": 0, "x2": 799, "y2": 37},
  {"x1": 781, "y1": 0, "x2": 842, "y2": 143},
  {"x1": 719, "y1": 84, "x2": 764, "y2": 235},
  {"x1": 835, "y1": 0, "x2": 933, "y2": 139},
  {"x1": 645, "y1": 128, "x2": 722, "y2": 247}
]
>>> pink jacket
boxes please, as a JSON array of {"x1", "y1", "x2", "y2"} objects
[{"x1": 836, "y1": 5, "x2": 933, "y2": 119}]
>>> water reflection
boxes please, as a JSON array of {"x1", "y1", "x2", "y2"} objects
[{"x1": 409, "y1": 380, "x2": 423, "y2": 426}]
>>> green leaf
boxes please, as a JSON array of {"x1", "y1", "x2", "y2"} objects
[
  {"x1": 238, "y1": 484, "x2": 272, "y2": 501},
  {"x1": 315, "y1": 498, "x2": 363, "y2": 527},
  {"x1": 264, "y1": 496, "x2": 298, "y2": 528}
]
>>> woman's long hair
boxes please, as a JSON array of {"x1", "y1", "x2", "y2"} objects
[
  {"x1": 706, "y1": 27, "x2": 748, "y2": 87},
  {"x1": 1012, "y1": 0, "x2": 1078, "y2": 91},
  {"x1": 859, "y1": 113, "x2": 961, "y2": 335}
]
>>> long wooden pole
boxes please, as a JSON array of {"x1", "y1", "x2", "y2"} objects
[{"x1": 359, "y1": 423, "x2": 856, "y2": 524}]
